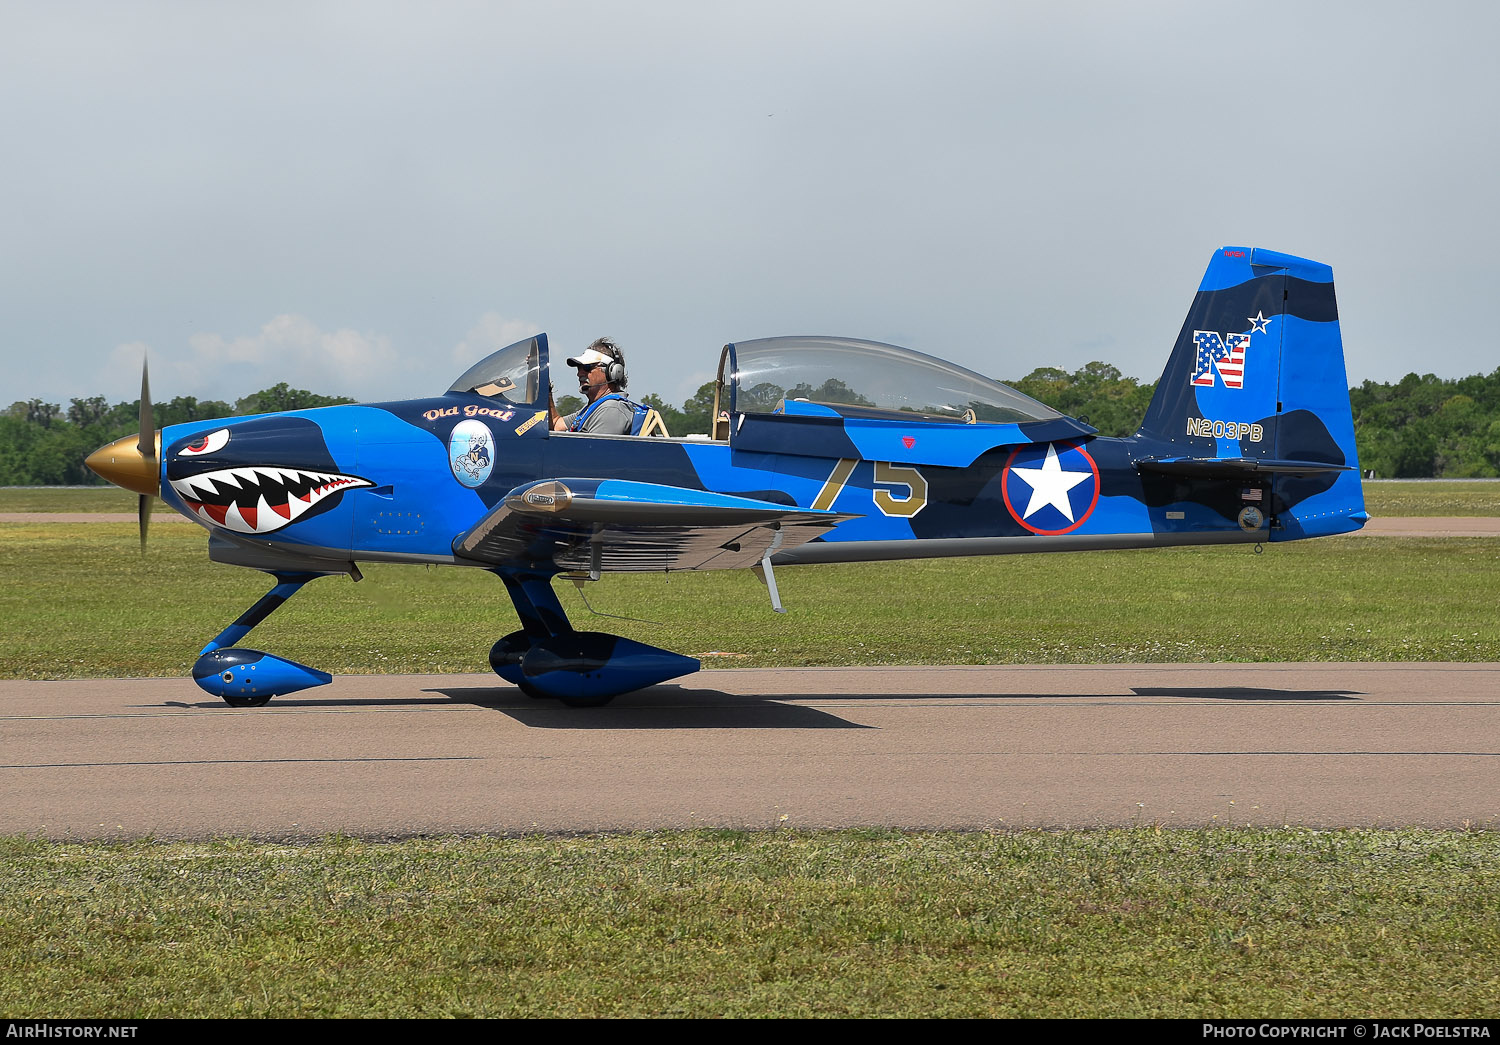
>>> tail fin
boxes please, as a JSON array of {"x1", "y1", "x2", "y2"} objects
[{"x1": 1136, "y1": 246, "x2": 1365, "y2": 538}]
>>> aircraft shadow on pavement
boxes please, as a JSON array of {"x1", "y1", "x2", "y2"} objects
[
  {"x1": 160, "y1": 684, "x2": 1362, "y2": 721},
  {"x1": 1131, "y1": 686, "x2": 1363, "y2": 701},
  {"x1": 160, "y1": 697, "x2": 462, "y2": 711},
  {"x1": 422, "y1": 685, "x2": 874, "y2": 729},
  {"x1": 157, "y1": 687, "x2": 955, "y2": 726}
]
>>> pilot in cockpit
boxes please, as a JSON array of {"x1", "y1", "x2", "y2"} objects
[{"x1": 548, "y1": 337, "x2": 636, "y2": 435}]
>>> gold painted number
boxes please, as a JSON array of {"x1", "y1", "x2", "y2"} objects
[
  {"x1": 812, "y1": 458, "x2": 857, "y2": 510},
  {"x1": 873, "y1": 461, "x2": 927, "y2": 518}
]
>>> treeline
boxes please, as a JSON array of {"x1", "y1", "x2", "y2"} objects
[
  {"x1": 0, "y1": 384, "x2": 354, "y2": 485},
  {"x1": 1349, "y1": 372, "x2": 1500, "y2": 478},
  {"x1": 7, "y1": 367, "x2": 1500, "y2": 484},
  {"x1": 1014, "y1": 364, "x2": 1500, "y2": 477}
]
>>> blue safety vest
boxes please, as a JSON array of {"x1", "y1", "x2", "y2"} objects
[{"x1": 570, "y1": 393, "x2": 651, "y2": 434}]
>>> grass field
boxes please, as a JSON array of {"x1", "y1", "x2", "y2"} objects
[
  {"x1": 0, "y1": 486, "x2": 178, "y2": 513},
  {"x1": 1362, "y1": 480, "x2": 1500, "y2": 517},
  {"x1": 2, "y1": 521, "x2": 1498, "y2": 678},
  {"x1": 3, "y1": 830, "x2": 1498, "y2": 1018}
]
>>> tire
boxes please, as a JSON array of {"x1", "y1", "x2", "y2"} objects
[
  {"x1": 517, "y1": 680, "x2": 553, "y2": 700},
  {"x1": 557, "y1": 692, "x2": 616, "y2": 708},
  {"x1": 221, "y1": 693, "x2": 272, "y2": 708}
]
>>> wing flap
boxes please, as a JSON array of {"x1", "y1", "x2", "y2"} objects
[{"x1": 453, "y1": 478, "x2": 853, "y2": 571}]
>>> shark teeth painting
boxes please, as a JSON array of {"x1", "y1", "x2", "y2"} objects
[{"x1": 169, "y1": 465, "x2": 375, "y2": 534}]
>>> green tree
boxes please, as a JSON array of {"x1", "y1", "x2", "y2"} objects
[
  {"x1": 785, "y1": 379, "x2": 874, "y2": 407},
  {"x1": 67, "y1": 396, "x2": 110, "y2": 427},
  {"x1": 675, "y1": 381, "x2": 719, "y2": 436},
  {"x1": 738, "y1": 381, "x2": 785, "y2": 412},
  {"x1": 158, "y1": 395, "x2": 235, "y2": 428},
  {"x1": 25, "y1": 400, "x2": 60, "y2": 428},
  {"x1": 1009, "y1": 362, "x2": 1155, "y2": 437},
  {"x1": 1351, "y1": 368, "x2": 1500, "y2": 477},
  {"x1": 638, "y1": 393, "x2": 687, "y2": 436},
  {"x1": 0, "y1": 415, "x2": 42, "y2": 483},
  {"x1": 234, "y1": 383, "x2": 355, "y2": 415}
]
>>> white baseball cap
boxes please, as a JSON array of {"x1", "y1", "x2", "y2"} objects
[{"x1": 567, "y1": 348, "x2": 615, "y2": 368}]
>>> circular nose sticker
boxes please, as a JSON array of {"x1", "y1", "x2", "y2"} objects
[{"x1": 448, "y1": 419, "x2": 494, "y2": 488}]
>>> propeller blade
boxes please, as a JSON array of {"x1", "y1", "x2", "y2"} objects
[
  {"x1": 138, "y1": 356, "x2": 154, "y2": 460},
  {"x1": 137, "y1": 355, "x2": 155, "y2": 554}
]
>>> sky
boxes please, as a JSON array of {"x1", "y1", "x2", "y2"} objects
[{"x1": 3, "y1": 0, "x2": 1497, "y2": 412}]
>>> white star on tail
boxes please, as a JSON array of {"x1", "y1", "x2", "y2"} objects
[{"x1": 1011, "y1": 444, "x2": 1091, "y2": 522}]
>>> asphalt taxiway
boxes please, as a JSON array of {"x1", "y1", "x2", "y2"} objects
[
  {"x1": 3, "y1": 662, "x2": 1496, "y2": 839},
  {"x1": 6, "y1": 514, "x2": 1495, "y2": 838}
]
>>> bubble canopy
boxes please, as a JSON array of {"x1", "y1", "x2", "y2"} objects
[{"x1": 727, "y1": 336, "x2": 1060, "y2": 424}]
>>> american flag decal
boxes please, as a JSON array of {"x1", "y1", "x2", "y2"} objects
[{"x1": 1191, "y1": 330, "x2": 1251, "y2": 389}]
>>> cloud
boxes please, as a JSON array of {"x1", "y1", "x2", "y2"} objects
[
  {"x1": 181, "y1": 315, "x2": 402, "y2": 401},
  {"x1": 98, "y1": 313, "x2": 549, "y2": 407},
  {"x1": 13, "y1": 4, "x2": 1498, "y2": 406},
  {"x1": 107, "y1": 341, "x2": 154, "y2": 377},
  {"x1": 451, "y1": 314, "x2": 542, "y2": 369},
  {"x1": 105, "y1": 317, "x2": 417, "y2": 404}
]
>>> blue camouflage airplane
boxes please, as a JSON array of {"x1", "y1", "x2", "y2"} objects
[{"x1": 85, "y1": 246, "x2": 1367, "y2": 707}]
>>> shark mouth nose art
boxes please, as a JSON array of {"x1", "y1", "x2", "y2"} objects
[{"x1": 169, "y1": 466, "x2": 375, "y2": 533}]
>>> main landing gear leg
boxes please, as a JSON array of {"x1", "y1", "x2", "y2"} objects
[
  {"x1": 191, "y1": 571, "x2": 337, "y2": 707},
  {"x1": 488, "y1": 570, "x2": 699, "y2": 708}
]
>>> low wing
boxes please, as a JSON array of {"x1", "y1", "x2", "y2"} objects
[{"x1": 453, "y1": 478, "x2": 855, "y2": 572}]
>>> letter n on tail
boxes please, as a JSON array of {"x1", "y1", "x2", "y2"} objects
[{"x1": 1192, "y1": 331, "x2": 1250, "y2": 389}]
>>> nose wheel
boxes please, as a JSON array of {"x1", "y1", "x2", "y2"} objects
[
  {"x1": 191, "y1": 572, "x2": 339, "y2": 707},
  {"x1": 221, "y1": 691, "x2": 273, "y2": 709}
]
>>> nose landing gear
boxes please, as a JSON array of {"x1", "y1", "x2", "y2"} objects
[{"x1": 190, "y1": 571, "x2": 338, "y2": 707}]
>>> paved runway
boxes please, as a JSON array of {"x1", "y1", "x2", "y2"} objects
[{"x1": 3, "y1": 663, "x2": 1497, "y2": 839}]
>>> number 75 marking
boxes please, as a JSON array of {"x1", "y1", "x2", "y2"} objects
[{"x1": 812, "y1": 459, "x2": 928, "y2": 518}]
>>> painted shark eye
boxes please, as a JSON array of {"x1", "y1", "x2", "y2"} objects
[{"x1": 180, "y1": 429, "x2": 230, "y2": 457}]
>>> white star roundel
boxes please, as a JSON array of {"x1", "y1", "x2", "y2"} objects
[{"x1": 1001, "y1": 441, "x2": 1100, "y2": 535}]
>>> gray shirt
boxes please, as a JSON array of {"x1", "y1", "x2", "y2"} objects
[{"x1": 562, "y1": 396, "x2": 634, "y2": 435}]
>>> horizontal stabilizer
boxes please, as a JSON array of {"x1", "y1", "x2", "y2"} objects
[
  {"x1": 1137, "y1": 456, "x2": 1353, "y2": 479},
  {"x1": 454, "y1": 478, "x2": 854, "y2": 572}
]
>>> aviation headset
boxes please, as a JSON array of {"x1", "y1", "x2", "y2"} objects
[{"x1": 595, "y1": 339, "x2": 626, "y2": 389}]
